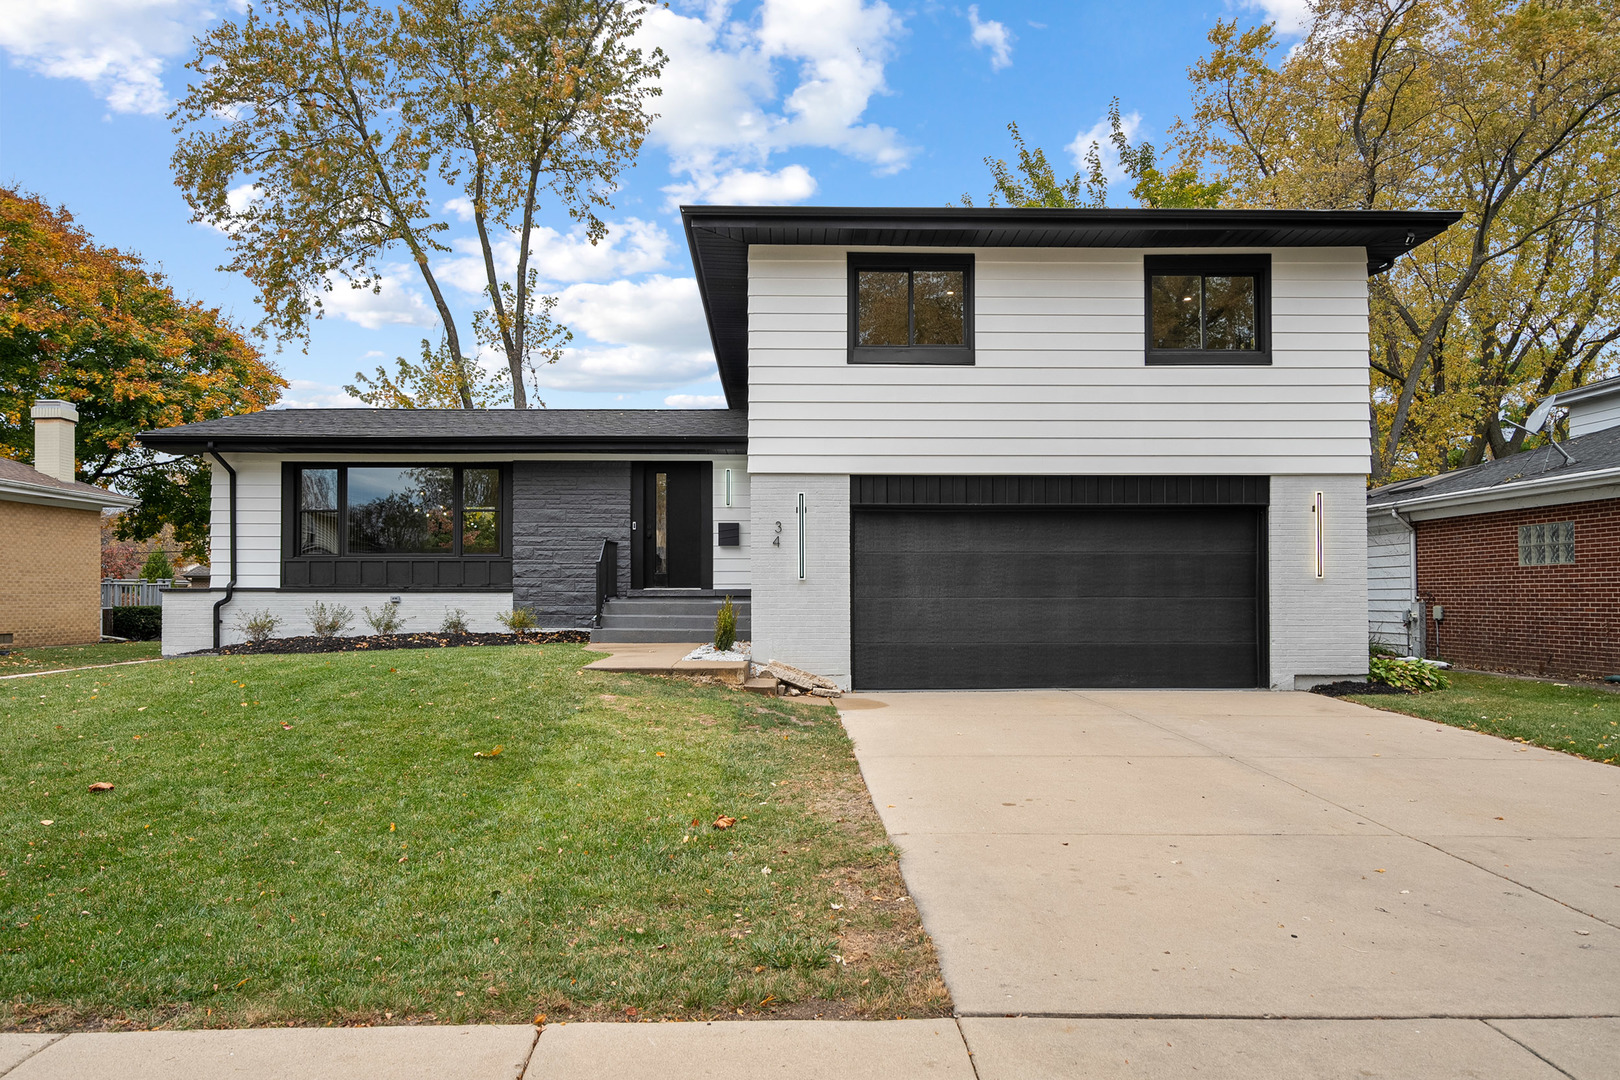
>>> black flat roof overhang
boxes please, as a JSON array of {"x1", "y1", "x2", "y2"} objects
[{"x1": 682, "y1": 205, "x2": 1462, "y2": 408}]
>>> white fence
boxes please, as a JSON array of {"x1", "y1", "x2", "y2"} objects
[{"x1": 101, "y1": 579, "x2": 171, "y2": 607}]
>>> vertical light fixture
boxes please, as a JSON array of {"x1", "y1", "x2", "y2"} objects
[
  {"x1": 724, "y1": 468, "x2": 733, "y2": 507},
  {"x1": 796, "y1": 492, "x2": 807, "y2": 580},
  {"x1": 1312, "y1": 491, "x2": 1326, "y2": 578}
]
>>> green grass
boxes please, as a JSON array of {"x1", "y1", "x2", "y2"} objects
[
  {"x1": 0, "y1": 641, "x2": 161, "y2": 675},
  {"x1": 1350, "y1": 671, "x2": 1620, "y2": 764},
  {"x1": 1, "y1": 644, "x2": 947, "y2": 1030}
]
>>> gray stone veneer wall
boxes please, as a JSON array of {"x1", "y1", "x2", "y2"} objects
[{"x1": 512, "y1": 461, "x2": 631, "y2": 628}]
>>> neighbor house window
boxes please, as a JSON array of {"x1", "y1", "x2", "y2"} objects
[
  {"x1": 1145, "y1": 255, "x2": 1270, "y2": 365},
  {"x1": 293, "y1": 465, "x2": 505, "y2": 558},
  {"x1": 1518, "y1": 521, "x2": 1574, "y2": 566},
  {"x1": 848, "y1": 254, "x2": 973, "y2": 365}
]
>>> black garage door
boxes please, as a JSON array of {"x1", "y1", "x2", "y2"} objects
[{"x1": 851, "y1": 496, "x2": 1266, "y2": 690}]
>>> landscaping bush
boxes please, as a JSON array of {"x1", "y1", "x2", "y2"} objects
[
  {"x1": 714, "y1": 595, "x2": 737, "y2": 653},
  {"x1": 139, "y1": 548, "x2": 174, "y2": 582},
  {"x1": 1369, "y1": 654, "x2": 1449, "y2": 692},
  {"x1": 362, "y1": 603, "x2": 405, "y2": 635},
  {"x1": 439, "y1": 608, "x2": 470, "y2": 634},
  {"x1": 110, "y1": 605, "x2": 161, "y2": 641},
  {"x1": 232, "y1": 609, "x2": 282, "y2": 644},
  {"x1": 495, "y1": 606, "x2": 538, "y2": 633},
  {"x1": 305, "y1": 602, "x2": 354, "y2": 638}
]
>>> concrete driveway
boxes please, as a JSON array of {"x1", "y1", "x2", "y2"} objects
[{"x1": 839, "y1": 690, "x2": 1620, "y2": 1078}]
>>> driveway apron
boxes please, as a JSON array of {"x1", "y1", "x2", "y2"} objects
[{"x1": 839, "y1": 690, "x2": 1620, "y2": 1078}]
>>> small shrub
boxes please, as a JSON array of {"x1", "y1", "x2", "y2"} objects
[
  {"x1": 495, "y1": 606, "x2": 538, "y2": 634},
  {"x1": 714, "y1": 595, "x2": 737, "y2": 652},
  {"x1": 139, "y1": 548, "x2": 174, "y2": 582},
  {"x1": 110, "y1": 605, "x2": 162, "y2": 641},
  {"x1": 305, "y1": 601, "x2": 354, "y2": 639},
  {"x1": 1369, "y1": 654, "x2": 1449, "y2": 692},
  {"x1": 439, "y1": 608, "x2": 470, "y2": 634},
  {"x1": 233, "y1": 609, "x2": 282, "y2": 644},
  {"x1": 362, "y1": 603, "x2": 405, "y2": 635}
]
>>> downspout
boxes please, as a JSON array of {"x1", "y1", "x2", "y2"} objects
[{"x1": 208, "y1": 446, "x2": 237, "y2": 651}]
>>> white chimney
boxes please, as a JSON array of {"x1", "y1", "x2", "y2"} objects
[{"x1": 30, "y1": 399, "x2": 79, "y2": 483}]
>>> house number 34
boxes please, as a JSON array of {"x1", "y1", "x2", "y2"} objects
[{"x1": 773, "y1": 521, "x2": 782, "y2": 546}]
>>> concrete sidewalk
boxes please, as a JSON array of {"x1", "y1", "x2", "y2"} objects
[{"x1": 838, "y1": 689, "x2": 1620, "y2": 1078}]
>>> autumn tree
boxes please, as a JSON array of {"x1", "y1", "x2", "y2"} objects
[
  {"x1": 0, "y1": 188, "x2": 284, "y2": 559},
  {"x1": 172, "y1": 0, "x2": 663, "y2": 409},
  {"x1": 1183, "y1": 0, "x2": 1620, "y2": 478}
]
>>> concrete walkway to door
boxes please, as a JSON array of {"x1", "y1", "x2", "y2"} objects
[{"x1": 838, "y1": 690, "x2": 1620, "y2": 1078}]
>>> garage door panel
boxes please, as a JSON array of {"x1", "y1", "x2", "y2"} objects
[
  {"x1": 853, "y1": 552, "x2": 1258, "y2": 600},
  {"x1": 855, "y1": 642, "x2": 1259, "y2": 690},
  {"x1": 851, "y1": 506, "x2": 1263, "y2": 689}
]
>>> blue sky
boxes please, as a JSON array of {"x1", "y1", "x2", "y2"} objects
[{"x1": 0, "y1": 0, "x2": 1303, "y2": 410}]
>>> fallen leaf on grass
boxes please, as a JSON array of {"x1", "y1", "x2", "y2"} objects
[
  {"x1": 39, "y1": 820, "x2": 53, "y2": 826},
  {"x1": 473, "y1": 746, "x2": 504, "y2": 758},
  {"x1": 713, "y1": 815, "x2": 737, "y2": 830},
  {"x1": 88, "y1": 783, "x2": 115, "y2": 793}
]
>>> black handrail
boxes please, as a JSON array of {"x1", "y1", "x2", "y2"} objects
[{"x1": 594, "y1": 539, "x2": 618, "y2": 626}]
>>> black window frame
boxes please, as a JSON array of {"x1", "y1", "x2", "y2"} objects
[
  {"x1": 847, "y1": 252, "x2": 975, "y2": 366},
  {"x1": 1144, "y1": 254, "x2": 1271, "y2": 366},
  {"x1": 280, "y1": 463, "x2": 514, "y2": 591}
]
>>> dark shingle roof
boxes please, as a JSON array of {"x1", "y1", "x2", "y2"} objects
[
  {"x1": 0, "y1": 458, "x2": 139, "y2": 507},
  {"x1": 1368, "y1": 423, "x2": 1620, "y2": 508},
  {"x1": 139, "y1": 408, "x2": 748, "y2": 454}
]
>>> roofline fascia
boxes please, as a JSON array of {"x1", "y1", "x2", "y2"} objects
[
  {"x1": 1554, "y1": 380, "x2": 1620, "y2": 405},
  {"x1": 682, "y1": 211, "x2": 745, "y2": 410},
  {"x1": 1367, "y1": 464, "x2": 1620, "y2": 515},
  {"x1": 0, "y1": 477, "x2": 139, "y2": 511},
  {"x1": 678, "y1": 205, "x2": 1464, "y2": 227},
  {"x1": 137, "y1": 436, "x2": 749, "y2": 455}
]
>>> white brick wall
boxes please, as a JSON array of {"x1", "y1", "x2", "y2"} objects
[
  {"x1": 1268, "y1": 474, "x2": 1369, "y2": 689},
  {"x1": 748, "y1": 474, "x2": 851, "y2": 688},
  {"x1": 161, "y1": 589, "x2": 516, "y2": 657}
]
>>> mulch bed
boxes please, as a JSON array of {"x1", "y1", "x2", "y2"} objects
[
  {"x1": 1310, "y1": 680, "x2": 1415, "y2": 697},
  {"x1": 215, "y1": 631, "x2": 591, "y2": 656}
]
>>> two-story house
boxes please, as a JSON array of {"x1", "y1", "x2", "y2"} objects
[{"x1": 143, "y1": 206, "x2": 1458, "y2": 689}]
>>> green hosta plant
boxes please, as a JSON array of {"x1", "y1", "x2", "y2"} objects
[
  {"x1": 713, "y1": 595, "x2": 737, "y2": 653},
  {"x1": 1369, "y1": 655, "x2": 1449, "y2": 692}
]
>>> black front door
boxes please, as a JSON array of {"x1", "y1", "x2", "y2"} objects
[{"x1": 631, "y1": 463, "x2": 712, "y2": 589}]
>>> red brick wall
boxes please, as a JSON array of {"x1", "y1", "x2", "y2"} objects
[{"x1": 1415, "y1": 498, "x2": 1620, "y2": 678}]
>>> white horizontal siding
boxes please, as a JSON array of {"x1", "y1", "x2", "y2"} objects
[
  {"x1": 712, "y1": 455, "x2": 751, "y2": 592},
  {"x1": 211, "y1": 454, "x2": 282, "y2": 589},
  {"x1": 1569, "y1": 396, "x2": 1620, "y2": 437},
  {"x1": 1367, "y1": 513, "x2": 1414, "y2": 649},
  {"x1": 746, "y1": 246, "x2": 1370, "y2": 476}
]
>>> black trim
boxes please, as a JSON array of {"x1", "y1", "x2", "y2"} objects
[
  {"x1": 280, "y1": 463, "x2": 514, "y2": 590},
  {"x1": 683, "y1": 206, "x2": 1462, "y2": 407},
  {"x1": 852, "y1": 475, "x2": 1270, "y2": 509},
  {"x1": 847, "y1": 253, "x2": 975, "y2": 366},
  {"x1": 1144, "y1": 254, "x2": 1271, "y2": 366},
  {"x1": 629, "y1": 463, "x2": 714, "y2": 590}
]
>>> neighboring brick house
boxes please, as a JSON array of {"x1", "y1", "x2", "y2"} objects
[
  {"x1": 1, "y1": 401, "x2": 139, "y2": 648},
  {"x1": 1367, "y1": 376, "x2": 1620, "y2": 679}
]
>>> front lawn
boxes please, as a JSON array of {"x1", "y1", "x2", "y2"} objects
[
  {"x1": 1, "y1": 644, "x2": 947, "y2": 1030},
  {"x1": 1350, "y1": 671, "x2": 1620, "y2": 764},
  {"x1": 0, "y1": 641, "x2": 161, "y2": 675}
]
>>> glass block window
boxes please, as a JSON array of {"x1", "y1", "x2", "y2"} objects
[{"x1": 1518, "y1": 521, "x2": 1575, "y2": 566}]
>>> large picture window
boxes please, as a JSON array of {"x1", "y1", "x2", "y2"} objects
[
  {"x1": 293, "y1": 465, "x2": 506, "y2": 558},
  {"x1": 1144, "y1": 255, "x2": 1270, "y2": 365},
  {"x1": 848, "y1": 253, "x2": 974, "y2": 365}
]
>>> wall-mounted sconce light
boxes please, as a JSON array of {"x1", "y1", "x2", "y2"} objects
[
  {"x1": 1312, "y1": 491, "x2": 1325, "y2": 578},
  {"x1": 796, "y1": 492, "x2": 806, "y2": 580},
  {"x1": 724, "y1": 468, "x2": 733, "y2": 507}
]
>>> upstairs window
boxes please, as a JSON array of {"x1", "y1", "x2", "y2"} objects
[
  {"x1": 848, "y1": 253, "x2": 974, "y2": 365},
  {"x1": 1519, "y1": 521, "x2": 1574, "y2": 566},
  {"x1": 1145, "y1": 255, "x2": 1270, "y2": 365}
]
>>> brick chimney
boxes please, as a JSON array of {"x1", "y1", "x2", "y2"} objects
[{"x1": 30, "y1": 399, "x2": 79, "y2": 483}]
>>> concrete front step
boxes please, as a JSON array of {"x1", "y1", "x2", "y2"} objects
[{"x1": 592, "y1": 594, "x2": 750, "y2": 644}]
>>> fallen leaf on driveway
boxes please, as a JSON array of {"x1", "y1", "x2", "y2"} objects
[{"x1": 88, "y1": 782, "x2": 115, "y2": 792}]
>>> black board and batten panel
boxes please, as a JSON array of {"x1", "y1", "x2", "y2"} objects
[{"x1": 850, "y1": 476, "x2": 1269, "y2": 690}]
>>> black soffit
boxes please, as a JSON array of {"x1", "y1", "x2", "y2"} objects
[{"x1": 681, "y1": 205, "x2": 1462, "y2": 409}]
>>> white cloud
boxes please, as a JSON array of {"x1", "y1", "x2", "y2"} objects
[
  {"x1": 1067, "y1": 109, "x2": 1144, "y2": 187},
  {"x1": 319, "y1": 270, "x2": 439, "y2": 331},
  {"x1": 444, "y1": 197, "x2": 476, "y2": 223},
  {"x1": 664, "y1": 164, "x2": 818, "y2": 207},
  {"x1": 0, "y1": 0, "x2": 215, "y2": 115},
  {"x1": 638, "y1": 0, "x2": 912, "y2": 191},
  {"x1": 277, "y1": 379, "x2": 367, "y2": 409},
  {"x1": 1243, "y1": 0, "x2": 1312, "y2": 35},
  {"x1": 438, "y1": 217, "x2": 673, "y2": 294},
  {"x1": 664, "y1": 393, "x2": 727, "y2": 408},
  {"x1": 967, "y1": 6, "x2": 1013, "y2": 71},
  {"x1": 532, "y1": 274, "x2": 717, "y2": 391}
]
